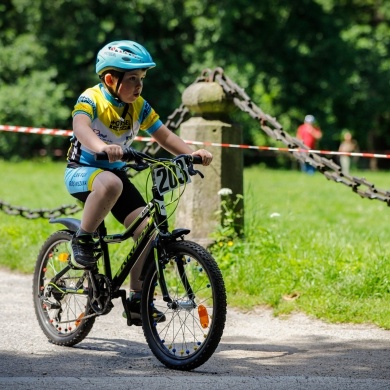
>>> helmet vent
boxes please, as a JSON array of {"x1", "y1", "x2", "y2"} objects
[{"x1": 122, "y1": 50, "x2": 141, "y2": 62}]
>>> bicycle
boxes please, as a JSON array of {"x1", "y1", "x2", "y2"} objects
[{"x1": 32, "y1": 148, "x2": 227, "y2": 371}]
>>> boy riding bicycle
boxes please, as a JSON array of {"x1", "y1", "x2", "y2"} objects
[{"x1": 64, "y1": 40, "x2": 212, "y2": 324}]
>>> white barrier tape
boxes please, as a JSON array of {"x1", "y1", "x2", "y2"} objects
[
  {"x1": 0, "y1": 124, "x2": 73, "y2": 137},
  {"x1": 180, "y1": 140, "x2": 390, "y2": 159},
  {"x1": 1, "y1": 124, "x2": 389, "y2": 159}
]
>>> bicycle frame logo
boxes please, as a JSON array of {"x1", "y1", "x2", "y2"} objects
[{"x1": 114, "y1": 213, "x2": 156, "y2": 278}]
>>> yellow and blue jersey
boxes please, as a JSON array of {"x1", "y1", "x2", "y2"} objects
[{"x1": 67, "y1": 83, "x2": 162, "y2": 169}]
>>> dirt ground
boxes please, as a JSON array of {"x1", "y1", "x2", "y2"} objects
[{"x1": 0, "y1": 269, "x2": 389, "y2": 389}]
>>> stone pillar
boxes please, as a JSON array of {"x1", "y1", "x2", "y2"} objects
[{"x1": 175, "y1": 82, "x2": 243, "y2": 246}]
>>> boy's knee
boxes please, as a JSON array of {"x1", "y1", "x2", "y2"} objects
[
  {"x1": 95, "y1": 172, "x2": 123, "y2": 196},
  {"x1": 106, "y1": 176, "x2": 123, "y2": 195}
]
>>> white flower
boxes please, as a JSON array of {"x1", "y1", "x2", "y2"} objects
[
  {"x1": 218, "y1": 188, "x2": 233, "y2": 196},
  {"x1": 270, "y1": 212, "x2": 281, "y2": 218}
]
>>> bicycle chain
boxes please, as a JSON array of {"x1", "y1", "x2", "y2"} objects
[{"x1": 2, "y1": 68, "x2": 389, "y2": 220}]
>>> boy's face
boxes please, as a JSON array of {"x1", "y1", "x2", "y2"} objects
[{"x1": 115, "y1": 69, "x2": 148, "y2": 103}]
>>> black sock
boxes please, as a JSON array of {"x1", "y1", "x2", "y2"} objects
[{"x1": 76, "y1": 228, "x2": 93, "y2": 237}]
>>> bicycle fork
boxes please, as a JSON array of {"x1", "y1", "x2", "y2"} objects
[{"x1": 153, "y1": 236, "x2": 197, "y2": 311}]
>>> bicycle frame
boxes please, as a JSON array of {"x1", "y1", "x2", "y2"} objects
[
  {"x1": 49, "y1": 159, "x2": 191, "y2": 307},
  {"x1": 34, "y1": 152, "x2": 227, "y2": 370}
]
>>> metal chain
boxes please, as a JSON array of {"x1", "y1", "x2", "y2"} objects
[
  {"x1": 0, "y1": 200, "x2": 82, "y2": 220},
  {"x1": 2, "y1": 67, "x2": 389, "y2": 220},
  {"x1": 144, "y1": 67, "x2": 390, "y2": 205},
  {"x1": 209, "y1": 67, "x2": 390, "y2": 205}
]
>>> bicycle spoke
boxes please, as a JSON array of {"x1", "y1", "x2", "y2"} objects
[
  {"x1": 142, "y1": 240, "x2": 226, "y2": 370},
  {"x1": 33, "y1": 231, "x2": 96, "y2": 346}
]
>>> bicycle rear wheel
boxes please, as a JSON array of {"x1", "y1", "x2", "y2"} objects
[
  {"x1": 33, "y1": 230, "x2": 95, "y2": 346},
  {"x1": 141, "y1": 240, "x2": 227, "y2": 371}
]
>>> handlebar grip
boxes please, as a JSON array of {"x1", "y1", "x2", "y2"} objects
[
  {"x1": 95, "y1": 152, "x2": 108, "y2": 161},
  {"x1": 192, "y1": 155, "x2": 203, "y2": 165}
]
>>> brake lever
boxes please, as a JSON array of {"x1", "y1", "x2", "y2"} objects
[{"x1": 188, "y1": 166, "x2": 204, "y2": 178}]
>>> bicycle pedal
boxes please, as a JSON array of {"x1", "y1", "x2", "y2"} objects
[{"x1": 123, "y1": 307, "x2": 142, "y2": 326}]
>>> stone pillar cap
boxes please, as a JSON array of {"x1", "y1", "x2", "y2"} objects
[{"x1": 182, "y1": 82, "x2": 235, "y2": 115}]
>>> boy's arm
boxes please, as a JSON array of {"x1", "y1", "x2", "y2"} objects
[{"x1": 151, "y1": 124, "x2": 212, "y2": 166}]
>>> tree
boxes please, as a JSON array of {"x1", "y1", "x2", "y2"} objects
[
  {"x1": 0, "y1": 0, "x2": 196, "y2": 158},
  {"x1": 0, "y1": 1, "x2": 69, "y2": 158},
  {"x1": 2, "y1": 0, "x2": 390, "y2": 167},
  {"x1": 185, "y1": 0, "x2": 390, "y2": 166}
]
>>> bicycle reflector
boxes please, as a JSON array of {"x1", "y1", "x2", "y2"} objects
[
  {"x1": 197, "y1": 304, "x2": 209, "y2": 328},
  {"x1": 58, "y1": 253, "x2": 69, "y2": 262}
]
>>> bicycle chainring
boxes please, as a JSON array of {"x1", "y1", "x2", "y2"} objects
[{"x1": 88, "y1": 274, "x2": 113, "y2": 315}]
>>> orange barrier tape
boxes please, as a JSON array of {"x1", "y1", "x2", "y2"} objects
[{"x1": 1, "y1": 124, "x2": 389, "y2": 159}]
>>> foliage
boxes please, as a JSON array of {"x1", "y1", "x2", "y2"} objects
[
  {"x1": 187, "y1": 1, "x2": 390, "y2": 160},
  {"x1": 209, "y1": 188, "x2": 244, "y2": 268},
  {"x1": 2, "y1": 1, "x2": 390, "y2": 166}
]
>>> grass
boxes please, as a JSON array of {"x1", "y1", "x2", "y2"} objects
[
  {"x1": 0, "y1": 160, "x2": 139, "y2": 273},
  {"x1": 210, "y1": 166, "x2": 390, "y2": 329},
  {"x1": 1, "y1": 160, "x2": 389, "y2": 329}
]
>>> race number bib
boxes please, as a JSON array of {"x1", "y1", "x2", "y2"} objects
[{"x1": 153, "y1": 156, "x2": 192, "y2": 196}]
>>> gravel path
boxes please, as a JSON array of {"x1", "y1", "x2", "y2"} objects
[{"x1": 0, "y1": 269, "x2": 389, "y2": 389}]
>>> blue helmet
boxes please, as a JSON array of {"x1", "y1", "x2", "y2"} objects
[{"x1": 96, "y1": 40, "x2": 156, "y2": 75}]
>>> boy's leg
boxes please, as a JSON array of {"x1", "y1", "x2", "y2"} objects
[
  {"x1": 106, "y1": 171, "x2": 165, "y2": 323},
  {"x1": 122, "y1": 208, "x2": 166, "y2": 324},
  {"x1": 81, "y1": 171, "x2": 123, "y2": 233},
  {"x1": 123, "y1": 207, "x2": 150, "y2": 292},
  {"x1": 65, "y1": 167, "x2": 123, "y2": 268}
]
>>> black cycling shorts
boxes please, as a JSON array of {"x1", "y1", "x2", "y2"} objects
[{"x1": 65, "y1": 166, "x2": 146, "y2": 224}]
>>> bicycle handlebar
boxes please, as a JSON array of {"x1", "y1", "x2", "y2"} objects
[{"x1": 94, "y1": 147, "x2": 204, "y2": 176}]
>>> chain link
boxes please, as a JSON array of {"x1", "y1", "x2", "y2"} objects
[
  {"x1": 2, "y1": 67, "x2": 389, "y2": 220},
  {"x1": 0, "y1": 200, "x2": 82, "y2": 220}
]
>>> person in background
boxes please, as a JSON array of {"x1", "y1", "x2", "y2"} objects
[
  {"x1": 296, "y1": 114, "x2": 323, "y2": 174},
  {"x1": 338, "y1": 130, "x2": 359, "y2": 175}
]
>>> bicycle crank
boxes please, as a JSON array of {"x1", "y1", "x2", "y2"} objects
[{"x1": 88, "y1": 273, "x2": 113, "y2": 315}]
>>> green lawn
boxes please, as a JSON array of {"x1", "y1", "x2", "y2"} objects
[
  {"x1": 214, "y1": 166, "x2": 390, "y2": 329},
  {"x1": 1, "y1": 160, "x2": 389, "y2": 329}
]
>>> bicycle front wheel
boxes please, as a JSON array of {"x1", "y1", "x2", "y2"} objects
[
  {"x1": 141, "y1": 240, "x2": 227, "y2": 371},
  {"x1": 33, "y1": 230, "x2": 95, "y2": 346}
]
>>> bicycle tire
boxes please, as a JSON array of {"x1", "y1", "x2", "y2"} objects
[
  {"x1": 141, "y1": 240, "x2": 227, "y2": 370},
  {"x1": 33, "y1": 230, "x2": 95, "y2": 346}
]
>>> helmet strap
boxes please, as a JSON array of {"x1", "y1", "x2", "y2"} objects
[
  {"x1": 115, "y1": 72, "x2": 125, "y2": 96},
  {"x1": 100, "y1": 73, "x2": 129, "y2": 122},
  {"x1": 120, "y1": 103, "x2": 129, "y2": 123},
  {"x1": 100, "y1": 71, "x2": 125, "y2": 102}
]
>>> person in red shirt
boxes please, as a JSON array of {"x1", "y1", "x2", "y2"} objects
[{"x1": 296, "y1": 114, "x2": 323, "y2": 174}]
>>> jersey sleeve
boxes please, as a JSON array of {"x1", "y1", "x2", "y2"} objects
[
  {"x1": 140, "y1": 100, "x2": 163, "y2": 134},
  {"x1": 72, "y1": 89, "x2": 97, "y2": 121}
]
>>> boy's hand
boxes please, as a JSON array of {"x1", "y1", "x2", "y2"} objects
[
  {"x1": 192, "y1": 149, "x2": 213, "y2": 166},
  {"x1": 101, "y1": 145, "x2": 123, "y2": 162}
]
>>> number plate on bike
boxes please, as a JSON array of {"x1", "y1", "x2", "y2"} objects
[{"x1": 153, "y1": 156, "x2": 191, "y2": 196}]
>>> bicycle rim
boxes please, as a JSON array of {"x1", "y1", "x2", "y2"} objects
[
  {"x1": 142, "y1": 240, "x2": 227, "y2": 370},
  {"x1": 33, "y1": 230, "x2": 95, "y2": 346}
]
